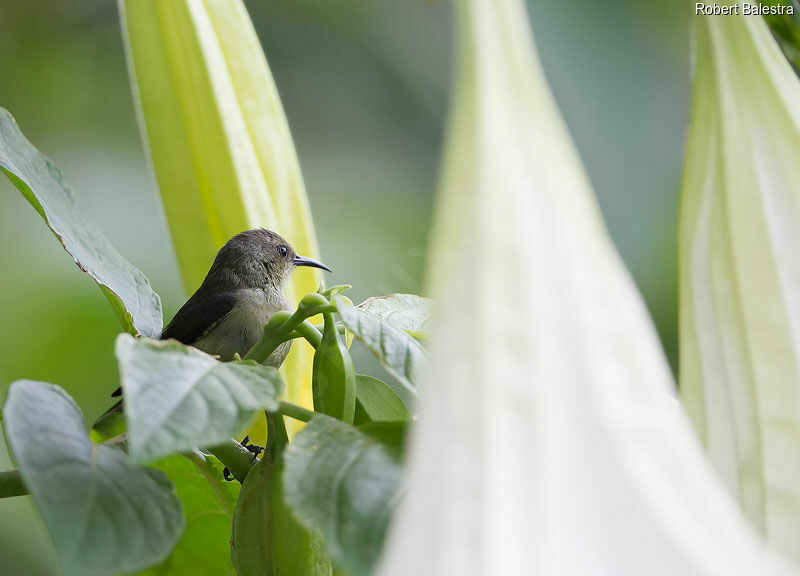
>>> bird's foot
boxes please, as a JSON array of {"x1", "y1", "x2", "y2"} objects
[
  {"x1": 240, "y1": 435, "x2": 265, "y2": 461},
  {"x1": 222, "y1": 435, "x2": 265, "y2": 482}
]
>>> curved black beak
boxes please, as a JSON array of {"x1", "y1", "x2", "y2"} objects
[{"x1": 293, "y1": 254, "x2": 332, "y2": 273}]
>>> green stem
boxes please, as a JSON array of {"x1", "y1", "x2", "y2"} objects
[
  {"x1": 277, "y1": 401, "x2": 315, "y2": 423},
  {"x1": 266, "y1": 411, "x2": 290, "y2": 460},
  {"x1": 294, "y1": 321, "x2": 322, "y2": 348},
  {"x1": 311, "y1": 322, "x2": 350, "y2": 338},
  {"x1": 245, "y1": 304, "x2": 334, "y2": 363},
  {"x1": 0, "y1": 469, "x2": 27, "y2": 498},
  {"x1": 207, "y1": 438, "x2": 253, "y2": 483},
  {"x1": 244, "y1": 312, "x2": 292, "y2": 363}
]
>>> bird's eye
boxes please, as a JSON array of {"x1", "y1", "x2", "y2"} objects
[{"x1": 277, "y1": 245, "x2": 289, "y2": 258}]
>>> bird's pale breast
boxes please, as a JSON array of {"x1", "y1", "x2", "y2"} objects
[{"x1": 192, "y1": 288, "x2": 291, "y2": 366}]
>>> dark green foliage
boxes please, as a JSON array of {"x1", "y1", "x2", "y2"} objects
[
  {"x1": 116, "y1": 334, "x2": 285, "y2": 463},
  {"x1": 354, "y1": 374, "x2": 412, "y2": 425},
  {"x1": 140, "y1": 453, "x2": 240, "y2": 576},
  {"x1": 284, "y1": 415, "x2": 403, "y2": 576},
  {"x1": 232, "y1": 448, "x2": 331, "y2": 576},
  {"x1": 3, "y1": 381, "x2": 184, "y2": 576}
]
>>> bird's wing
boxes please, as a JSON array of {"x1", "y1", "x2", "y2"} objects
[
  {"x1": 162, "y1": 290, "x2": 238, "y2": 345},
  {"x1": 107, "y1": 290, "x2": 237, "y2": 400}
]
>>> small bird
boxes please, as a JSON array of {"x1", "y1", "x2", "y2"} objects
[
  {"x1": 99, "y1": 228, "x2": 331, "y2": 419},
  {"x1": 156, "y1": 228, "x2": 331, "y2": 364}
]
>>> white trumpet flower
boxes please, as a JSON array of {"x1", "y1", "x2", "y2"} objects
[
  {"x1": 377, "y1": 1, "x2": 797, "y2": 574},
  {"x1": 681, "y1": 13, "x2": 800, "y2": 562}
]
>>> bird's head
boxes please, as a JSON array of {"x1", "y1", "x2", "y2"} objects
[{"x1": 206, "y1": 228, "x2": 332, "y2": 290}]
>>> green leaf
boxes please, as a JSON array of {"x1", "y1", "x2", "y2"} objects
[
  {"x1": 354, "y1": 375, "x2": 411, "y2": 425},
  {"x1": 0, "y1": 108, "x2": 162, "y2": 337},
  {"x1": 138, "y1": 453, "x2": 239, "y2": 576},
  {"x1": 2, "y1": 380, "x2": 184, "y2": 576},
  {"x1": 333, "y1": 296, "x2": 425, "y2": 396},
  {"x1": 232, "y1": 449, "x2": 331, "y2": 576},
  {"x1": 357, "y1": 293, "x2": 431, "y2": 338},
  {"x1": 319, "y1": 284, "x2": 352, "y2": 299},
  {"x1": 116, "y1": 334, "x2": 284, "y2": 463},
  {"x1": 312, "y1": 313, "x2": 356, "y2": 423},
  {"x1": 283, "y1": 415, "x2": 402, "y2": 576},
  {"x1": 356, "y1": 421, "x2": 408, "y2": 457}
]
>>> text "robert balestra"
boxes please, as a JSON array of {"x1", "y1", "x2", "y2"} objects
[{"x1": 695, "y1": 2, "x2": 795, "y2": 14}]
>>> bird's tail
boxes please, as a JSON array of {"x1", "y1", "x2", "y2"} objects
[{"x1": 91, "y1": 399, "x2": 126, "y2": 443}]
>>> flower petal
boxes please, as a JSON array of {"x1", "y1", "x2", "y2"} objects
[
  {"x1": 681, "y1": 14, "x2": 800, "y2": 562},
  {"x1": 377, "y1": 1, "x2": 796, "y2": 574}
]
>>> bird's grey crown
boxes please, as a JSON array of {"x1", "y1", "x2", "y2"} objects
[{"x1": 204, "y1": 228, "x2": 297, "y2": 292}]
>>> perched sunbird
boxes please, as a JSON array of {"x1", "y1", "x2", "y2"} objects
[
  {"x1": 97, "y1": 228, "x2": 331, "y2": 423},
  {"x1": 156, "y1": 227, "x2": 330, "y2": 364}
]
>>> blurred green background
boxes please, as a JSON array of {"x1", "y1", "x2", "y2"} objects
[{"x1": 0, "y1": 0, "x2": 687, "y2": 573}]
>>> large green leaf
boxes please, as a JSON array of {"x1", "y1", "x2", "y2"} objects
[
  {"x1": 139, "y1": 453, "x2": 239, "y2": 576},
  {"x1": 284, "y1": 415, "x2": 402, "y2": 576},
  {"x1": 356, "y1": 421, "x2": 408, "y2": 458},
  {"x1": 116, "y1": 334, "x2": 284, "y2": 463},
  {"x1": 357, "y1": 294, "x2": 431, "y2": 339},
  {"x1": 232, "y1": 449, "x2": 331, "y2": 576},
  {"x1": 0, "y1": 108, "x2": 162, "y2": 337},
  {"x1": 2, "y1": 380, "x2": 184, "y2": 576},
  {"x1": 334, "y1": 296, "x2": 425, "y2": 395},
  {"x1": 354, "y1": 375, "x2": 411, "y2": 425}
]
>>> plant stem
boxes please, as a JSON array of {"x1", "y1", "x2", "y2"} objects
[
  {"x1": 266, "y1": 411, "x2": 290, "y2": 461},
  {"x1": 245, "y1": 304, "x2": 334, "y2": 363},
  {"x1": 0, "y1": 469, "x2": 26, "y2": 498},
  {"x1": 278, "y1": 401, "x2": 315, "y2": 423},
  {"x1": 294, "y1": 320, "x2": 322, "y2": 347},
  {"x1": 207, "y1": 439, "x2": 253, "y2": 483}
]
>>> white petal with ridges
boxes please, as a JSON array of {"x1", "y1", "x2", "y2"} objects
[
  {"x1": 681, "y1": 13, "x2": 800, "y2": 561},
  {"x1": 377, "y1": 1, "x2": 796, "y2": 574}
]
